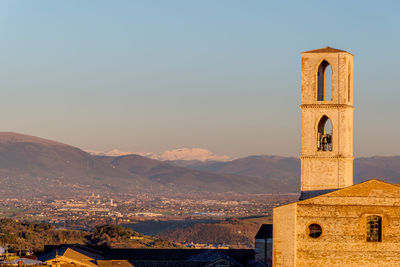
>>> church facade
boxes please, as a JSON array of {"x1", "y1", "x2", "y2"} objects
[{"x1": 272, "y1": 48, "x2": 400, "y2": 266}]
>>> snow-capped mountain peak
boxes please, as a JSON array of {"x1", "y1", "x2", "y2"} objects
[{"x1": 87, "y1": 147, "x2": 231, "y2": 162}]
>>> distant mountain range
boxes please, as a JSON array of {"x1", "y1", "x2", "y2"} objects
[
  {"x1": 167, "y1": 156, "x2": 400, "y2": 186},
  {"x1": 0, "y1": 132, "x2": 399, "y2": 198},
  {"x1": 0, "y1": 132, "x2": 275, "y2": 197},
  {"x1": 88, "y1": 147, "x2": 231, "y2": 162}
]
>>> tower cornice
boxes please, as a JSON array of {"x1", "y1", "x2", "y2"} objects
[
  {"x1": 300, "y1": 104, "x2": 354, "y2": 109},
  {"x1": 300, "y1": 155, "x2": 354, "y2": 159}
]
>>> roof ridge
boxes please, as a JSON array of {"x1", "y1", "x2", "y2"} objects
[
  {"x1": 303, "y1": 46, "x2": 352, "y2": 55},
  {"x1": 300, "y1": 179, "x2": 400, "y2": 201}
]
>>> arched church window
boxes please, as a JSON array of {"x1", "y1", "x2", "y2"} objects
[
  {"x1": 317, "y1": 116, "x2": 332, "y2": 151},
  {"x1": 308, "y1": 223, "x2": 322, "y2": 238},
  {"x1": 366, "y1": 215, "x2": 382, "y2": 242},
  {"x1": 317, "y1": 60, "x2": 332, "y2": 101}
]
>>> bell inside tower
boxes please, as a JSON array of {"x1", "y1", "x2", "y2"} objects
[{"x1": 317, "y1": 115, "x2": 332, "y2": 151}]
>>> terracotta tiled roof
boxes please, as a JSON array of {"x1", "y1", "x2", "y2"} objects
[{"x1": 303, "y1": 46, "x2": 352, "y2": 55}]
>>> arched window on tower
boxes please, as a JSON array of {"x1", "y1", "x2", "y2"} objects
[
  {"x1": 317, "y1": 116, "x2": 332, "y2": 151},
  {"x1": 317, "y1": 60, "x2": 332, "y2": 101}
]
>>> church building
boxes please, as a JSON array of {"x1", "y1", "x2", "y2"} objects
[{"x1": 272, "y1": 47, "x2": 400, "y2": 266}]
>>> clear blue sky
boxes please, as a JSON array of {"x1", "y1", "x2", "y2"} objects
[{"x1": 0, "y1": 1, "x2": 399, "y2": 157}]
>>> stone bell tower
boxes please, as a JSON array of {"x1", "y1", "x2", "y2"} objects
[{"x1": 300, "y1": 47, "x2": 354, "y2": 199}]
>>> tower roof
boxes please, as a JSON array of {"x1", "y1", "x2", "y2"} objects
[{"x1": 302, "y1": 46, "x2": 353, "y2": 55}]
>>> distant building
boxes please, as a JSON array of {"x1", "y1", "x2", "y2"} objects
[
  {"x1": 96, "y1": 260, "x2": 134, "y2": 267},
  {"x1": 38, "y1": 246, "x2": 103, "y2": 267},
  {"x1": 273, "y1": 48, "x2": 400, "y2": 266},
  {"x1": 102, "y1": 248, "x2": 254, "y2": 267},
  {"x1": 39, "y1": 245, "x2": 254, "y2": 267},
  {"x1": 0, "y1": 257, "x2": 43, "y2": 266},
  {"x1": 254, "y1": 224, "x2": 272, "y2": 266}
]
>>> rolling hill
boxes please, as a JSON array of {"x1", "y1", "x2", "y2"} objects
[
  {"x1": 0, "y1": 132, "x2": 152, "y2": 197},
  {"x1": 169, "y1": 155, "x2": 400, "y2": 186},
  {"x1": 0, "y1": 132, "x2": 399, "y2": 198},
  {"x1": 96, "y1": 154, "x2": 278, "y2": 193},
  {"x1": 0, "y1": 132, "x2": 288, "y2": 197},
  {"x1": 168, "y1": 155, "x2": 301, "y2": 189}
]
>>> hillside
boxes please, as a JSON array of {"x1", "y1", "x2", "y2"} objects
[
  {"x1": 354, "y1": 156, "x2": 400, "y2": 184},
  {"x1": 170, "y1": 155, "x2": 400, "y2": 188},
  {"x1": 157, "y1": 216, "x2": 270, "y2": 248},
  {"x1": 0, "y1": 219, "x2": 178, "y2": 252},
  {"x1": 97, "y1": 155, "x2": 281, "y2": 193},
  {"x1": 0, "y1": 132, "x2": 152, "y2": 197},
  {"x1": 89, "y1": 224, "x2": 179, "y2": 249},
  {"x1": 0, "y1": 132, "x2": 399, "y2": 197},
  {"x1": 171, "y1": 155, "x2": 301, "y2": 189},
  {"x1": 0, "y1": 132, "x2": 289, "y2": 197}
]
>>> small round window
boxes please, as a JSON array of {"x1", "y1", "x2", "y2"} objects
[{"x1": 308, "y1": 223, "x2": 322, "y2": 238}]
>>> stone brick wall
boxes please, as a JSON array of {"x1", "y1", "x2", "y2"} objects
[
  {"x1": 296, "y1": 198, "x2": 400, "y2": 266},
  {"x1": 273, "y1": 180, "x2": 400, "y2": 267},
  {"x1": 273, "y1": 203, "x2": 296, "y2": 267}
]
